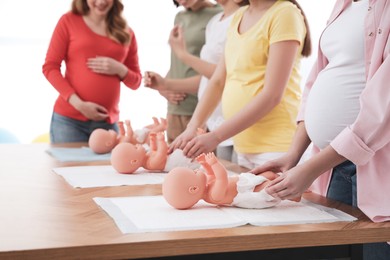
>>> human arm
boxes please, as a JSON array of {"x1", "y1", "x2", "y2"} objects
[
  {"x1": 169, "y1": 25, "x2": 216, "y2": 79},
  {"x1": 42, "y1": 14, "x2": 77, "y2": 104},
  {"x1": 266, "y1": 145, "x2": 346, "y2": 200},
  {"x1": 182, "y1": 40, "x2": 301, "y2": 158},
  {"x1": 143, "y1": 71, "x2": 187, "y2": 104},
  {"x1": 144, "y1": 71, "x2": 201, "y2": 94},
  {"x1": 168, "y1": 55, "x2": 226, "y2": 154},
  {"x1": 68, "y1": 93, "x2": 108, "y2": 121},
  {"x1": 86, "y1": 29, "x2": 142, "y2": 89}
]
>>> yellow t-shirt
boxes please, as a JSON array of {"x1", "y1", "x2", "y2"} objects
[{"x1": 222, "y1": 1, "x2": 306, "y2": 154}]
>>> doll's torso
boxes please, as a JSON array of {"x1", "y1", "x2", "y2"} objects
[{"x1": 203, "y1": 175, "x2": 239, "y2": 205}]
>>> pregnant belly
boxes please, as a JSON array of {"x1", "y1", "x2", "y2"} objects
[{"x1": 304, "y1": 72, "x2": 364, "y2": 149}]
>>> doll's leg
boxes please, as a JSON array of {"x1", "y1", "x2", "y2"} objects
[
  {"x1": 124, "y1": 120, "x2": 135, "y2": 141},
  {"x1": 118, "y1": 121, "x2": 125, "y2": 137},
  {"x1": 145, "y1": 132, "x2": 167, "y2": 171},
  {"x1": 149, "y1": 132, "x2": 157, "y2": 151},
  {"x1": 155, "y1": 132, "x2": 168, "y2": 154}
]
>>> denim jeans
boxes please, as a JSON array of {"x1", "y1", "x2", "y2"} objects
[
  {"x1": 327, "y1": 160, "x2": 390, "y2": 260},
  {"x1": 50, "y1": 112, "x2": 118, "y2": 144}
]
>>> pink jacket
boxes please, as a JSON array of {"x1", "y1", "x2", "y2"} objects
[{"x1": 297, "y1": 0, "x2": 390, "y2": 222}]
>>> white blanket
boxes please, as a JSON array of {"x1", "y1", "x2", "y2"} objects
[
  {"x1": 46, "y1": 147, "x2": 111, "y2": 162},
  {"x1": 53, "y1": 165, "x2": 166, "y2": 188},
  {"x1": 93, "y1": 195, "x2": 357, "y2": 233},
  {"x1": 53, "y1": 165, "x2": 238, "y2": 188}
]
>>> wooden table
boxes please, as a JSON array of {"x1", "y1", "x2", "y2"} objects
[{"x1": 0, "y1": 144, "x2": 389, "y2": 260}]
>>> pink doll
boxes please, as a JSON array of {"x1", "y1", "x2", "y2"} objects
[
  {"x1": 88, "y1": 120, "x2": 133, "y2": 154},
  {"x1": 89, "y1": 117, "x2": 167, "y2": 154},
  {"x1": 111, "y1": 131, "x2": 199, "y2": 174},
  {"x1": 163, "y1": 152, "x2": 300, "y2": 210},
  {"x1": 111, "y1": 132, "x2": 168, "y2": 174},
  {"x1": 133, "y1": 117, "x2": 167, "y2": 144}
]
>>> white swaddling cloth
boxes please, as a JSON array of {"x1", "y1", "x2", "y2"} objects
[
  {"x1": 163, "y1": 149, "x2": 200, "y2": 172},
  {"x1": 230, "y1": 172, "x2": 281, "y2": 209},
  {"x1": 134, "y1": 128, "x2": 150, "y2": 143}
]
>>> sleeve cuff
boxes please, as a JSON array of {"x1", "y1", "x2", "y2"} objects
[
  {"x1": 330, "y1": 127, "x2": 374, "y2": 166},
  {"x1": 122, "y1": 71, "x2": 141, "y2": 90}
]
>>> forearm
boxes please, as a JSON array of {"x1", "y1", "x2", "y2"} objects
[
  {"x1": 285, "y1": 121, "x2": 312, "y2": 163},
  {"x1": 213, "y1": 91, "x2": 280, "y2": 143},
  {"x1": 179, "y1": 52, "x2": 216, "y2": 79},
  {"x1": 164, "y1": 75, "x2": 201, "y2": 94},
  {"x1": 300, "y1": 145, "x2": 346, "y2": 180},
  {"x1": 68, "y1": 93, "x2": 83, "y2": 110},
  {"x1": 186, "y1": 80, "x2": 222, "y2": 131},
  {"x1": 117, "y1": 63, "x2": 129, "y2": 80},
  {"x1": 122, "y1": 33, "x2": 142, "y2": 89}
]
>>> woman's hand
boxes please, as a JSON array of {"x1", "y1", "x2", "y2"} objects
[
  {"x1": 69, "y1": 94, "x2": 108, "y2": 121},
  {"x1": 265, "y1": 164, "x2": 317, "y2": 201},
  {"x1": 250, "y1": 153, "x2": 299, "y2": 176},
  {"x1": 168, "y1": 25, "x2": 187, "y2": 60},
  {"x1": 168, "y1": 126, "x2": 199, "y2": 154},
  {"x1": 181, "y1": 131, "x2": 220, "y2": 159},
  {"x1": 143, "y1": 71, "x2": 167, "y2": 91},
  {"x1": 158, "y1": 90, "x2": 186, "y2": 105},
  {"x1": 264, "y1": 146, "x2": 346, "y2": 201},
  {"x1": 87, "y1": 56, "x2": 127, "y2": 79}
]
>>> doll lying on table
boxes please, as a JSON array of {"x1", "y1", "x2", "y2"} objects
[
  {"x1": 89, "y1": 117, "x2": 167, "y2": 154},
  {"x1": 163, "y1": 152, "x2": 301, "y2": 210},
  {"x1": 111, "y1": 131, "x2": 199, "y2": 174}
]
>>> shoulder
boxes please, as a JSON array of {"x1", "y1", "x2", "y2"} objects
[
  {"x1": 60, "y1": 11, "x2": 81, "y2": 22},
  {"x1": 201, "y1": 4, "x2": 223, "y2": 16},
  {"x1": 207, "y1": 11, "x2": 224, "y2": 25},
  {"x1": 230, "y1": 6, "x2": 247, "y2": 24},
  {"x1": 268, "y1": 1, "x2": 305, "y2": 26},
  {"x1": 271, "y1": 1, "x2": 302, "y2": 17},
  {"x1": 57, "y1": 11, "x2": 83, "y2": 27}
]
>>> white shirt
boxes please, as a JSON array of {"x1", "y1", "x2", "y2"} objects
[
  {"x1": 198, "y1": 12, "x2": 234, "y2": 146},
  {"x1": 305, "y1": 0, "x2": 367, "y2": 149}
]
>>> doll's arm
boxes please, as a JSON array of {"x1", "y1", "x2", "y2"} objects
[
  {"x1": 204, "y1": 152, "x2": 229, "y2": 202},
  {"x1": 144, "y1": 117, "x2": 168, "y2": 133},
  {"x1": 144, "y1": 132, "x2": 168, "y2": 171},
  {"x1": 195, "y1": 153, "x2": 214, "y2": 178},
  {"x1": 135, "y1": 117, "x2": 167, "y2": 144}
]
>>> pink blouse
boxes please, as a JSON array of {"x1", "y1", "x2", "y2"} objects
[{"x1": 298, "y1": 0, "x2": 390, "y2": 222}]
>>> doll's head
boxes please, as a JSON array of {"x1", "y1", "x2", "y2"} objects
[
  {"x1": 162, "y1": 167, "x2": 207, "y2": 209},
  {"x1": 89, "y1": 129, "x2": 118, "y2": 154},
  {"x1": 110, "y1": 142, "x2": 146, "y2": 174}
]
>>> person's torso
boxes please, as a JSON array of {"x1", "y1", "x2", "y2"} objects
[
  {"x1": 198, "y1": 12, "x2": 232, "y2": 141},
  {"x1": 55, "y1": 12, "x2": 132, "y2": 122},
  {"x1": 305, "y1": 0, "x2": 367, "y2": 149},
  {"x1": 222, "y1": 2, "x2": 305, "y2": 153},
  {"x1": 167, "y1": 5, "x2": 223, "y2": 115}
]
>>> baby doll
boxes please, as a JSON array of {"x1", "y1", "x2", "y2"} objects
[
  {"x1": 111, "y1": 131, "x2": 199, "y2": 174},
  {"x1": 89, "y1": 117, "x2": 167, "y2": 154},
  {"x1": 163, "y1": 152, "x2": 300, "y2": 210},
  {"x1": 132, "y1": 117, "x2": 167, "y2": 144}
]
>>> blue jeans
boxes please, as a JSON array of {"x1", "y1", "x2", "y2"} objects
[
  {"x1": 50, "y1": 112, "x2": 118, "y2": 144},
  {"x1": 327, "y1": 161, "x2": 390, "y2": 260}
]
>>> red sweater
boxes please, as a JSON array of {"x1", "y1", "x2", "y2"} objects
[{"x1": 43, "y1": 12, "x2": 142, "y2": 123}]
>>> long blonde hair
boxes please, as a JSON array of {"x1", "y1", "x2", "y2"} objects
[{"x1": 71, "y1": 0, "x2": 131, "y2": 45}]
